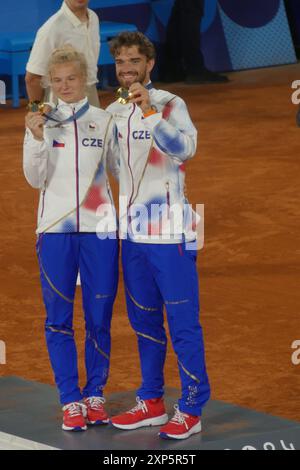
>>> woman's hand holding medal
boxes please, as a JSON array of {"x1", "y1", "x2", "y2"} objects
[{"x1": 25, "y1": 111, "x2": 46, "y2": 142}]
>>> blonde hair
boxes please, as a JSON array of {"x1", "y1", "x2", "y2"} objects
[{"x1": 43, "y1": 45, "x2": 88, "y2": 87}]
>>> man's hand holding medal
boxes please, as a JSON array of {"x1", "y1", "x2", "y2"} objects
[{"x1": 116, "y1": 83, "x2": 156, "y2": 116}]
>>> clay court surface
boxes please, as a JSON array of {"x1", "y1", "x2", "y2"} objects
[{"x1": 0, "y1": 64, "x2": 300, "y2": 421}]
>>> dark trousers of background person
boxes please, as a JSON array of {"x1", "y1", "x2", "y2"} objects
[{"x1": 163, "y1": 0, "x2": 205, "y2": 80}]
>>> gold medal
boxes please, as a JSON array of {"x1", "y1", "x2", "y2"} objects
[
  {"x1": 27, "y1": 101, "x2": 46, "y2": 113},
  {"x1": 116, "y1": 87, "x2": 133, "y2": 105}
]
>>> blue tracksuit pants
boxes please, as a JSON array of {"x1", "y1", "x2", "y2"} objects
[
  {"x1": 36, "y1": 233, "x2": 119, "y2": 405},
  {"x1": 122, "y1": 240, "x2": 210, "y2": 416}
]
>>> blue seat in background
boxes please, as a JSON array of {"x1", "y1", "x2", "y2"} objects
[
  {"x1": 98, "y1": 21, "x2": 138, "y2": 87},
  {"x1": 0, "y1": 21, "x2": 137, "y2": 108},
  {"x1": 0, "y1": 32, "x2": 35, "y2": 108},
  {"x1": 100, "y1": 20, "x2": 138, "y2": 41}
]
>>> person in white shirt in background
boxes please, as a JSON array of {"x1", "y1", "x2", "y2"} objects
[
  {"x1": 25, "y1": 0, "x2": 100, "y2": 107},
  {"x1": 23, "y1": 45, "x2": 119, "y2": 432}
]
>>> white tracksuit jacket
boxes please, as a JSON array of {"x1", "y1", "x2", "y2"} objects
[
  {"x1": 106, "y1": 85, "x2": 198, "y2": 243},
  {"x1": 23, "y1": 98, "x2": 119, "y2": 234}
]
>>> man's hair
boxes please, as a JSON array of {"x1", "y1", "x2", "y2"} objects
[
  {"x1": 47, "y1": 45, "x2": 88, "y2": 79},
  {"x1": 110, "y1": 32, "x2": 156, "y2": 61}
]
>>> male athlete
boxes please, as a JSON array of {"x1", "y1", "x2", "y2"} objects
[{"x1": 107, "y1": 32, "x2": 210, "y2": 440}]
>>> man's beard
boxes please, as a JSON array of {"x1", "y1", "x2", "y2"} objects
[{"x1": 120, "y1": 70, "x2": 147, "y2": 89}]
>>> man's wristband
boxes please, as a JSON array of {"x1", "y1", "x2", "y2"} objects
[{"x1": 143, "y1": 105, "x2": 158, "y2": 118}]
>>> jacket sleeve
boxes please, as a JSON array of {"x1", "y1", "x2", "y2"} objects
[
  {"x1": 106, "y1": 119, "x2": 120, "y2": 181},
  {"x1": 23, "y1": 129, "x2": 48, "y2": 189},
  {"x1": 143, "y1": 96, "x2": 197, "y2": 163}
]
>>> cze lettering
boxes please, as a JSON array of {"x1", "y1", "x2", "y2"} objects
[
  {"x1": 133, "y1": 130, "x2": 151, "y2": 140},
  {"x1": 82, "y1": 138, "x2": 103, "y2": 148}
]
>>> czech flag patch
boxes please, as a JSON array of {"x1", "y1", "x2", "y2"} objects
[{"x1": 53, "y1": 139, "x2": 65, "y2": 148}]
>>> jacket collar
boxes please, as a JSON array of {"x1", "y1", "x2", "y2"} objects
[
  {"x1": 61, "y1": 1, "x2": 90, "y2": 27},
  {"x1": 56, "y1": 97, "x2": 89, "y2": 117},
  {"x1": 145, "y1": 81, "x2": 154, "y2": 90}
]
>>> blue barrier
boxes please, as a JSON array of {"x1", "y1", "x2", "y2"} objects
[
  {"x1": 0, "y1": 33, "x2": 35, "y2": 108},
  {"x1": 98, "y1": 21, "x2": 138, "y2": 88},
  {"x1": 0, "y1": 21, "x2": 137, "y2": 107}
]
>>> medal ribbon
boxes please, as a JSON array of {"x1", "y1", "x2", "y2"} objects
[
  {"x1": 145, "y1": 82, "x2": 154, "y2": 90},
  {"x1": 44, "y1": 101, "x2": 90, "y2": 125}
]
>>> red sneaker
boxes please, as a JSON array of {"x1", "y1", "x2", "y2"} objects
[
  {"x1": 111, "y1": 397, "x2": 168, "y2": 430},
  {"x1": 62, "y1": 402, "x2": 87, "y2": 432},
  {"x1": 84, "y1": 396, "x2": 109, "y2": 425},
  {"x1": 159, "y1": 405, "x2": 201, "y2": 440}
]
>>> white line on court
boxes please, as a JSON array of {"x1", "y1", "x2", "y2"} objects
[{"x1": 0, "y1": 431, "x2": 58, "y2": 450}]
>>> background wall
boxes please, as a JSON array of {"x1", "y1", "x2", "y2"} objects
[
  {"x1": 0, "y1": 0, "x2": 297, "y2": 97},
  {"x1": 0, "y1": 0, "x2": 296, "y2": 71},
  {"x1": 0, "y1": 0, "x2": 61, "y2": 33}
]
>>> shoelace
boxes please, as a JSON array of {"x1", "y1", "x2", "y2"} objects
[
  {"x1": 63, "y1": 402, "x2": 86, "y2": 418},
  {"x1": 170, "y1": 405, "x2": 189, "y2": 429},
  {"x1": 85, "y1": 396, "x2": 106, "y2": 410},
  {"x1": 128, "y1": 397, "x2": 148, "y2": 415}
]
